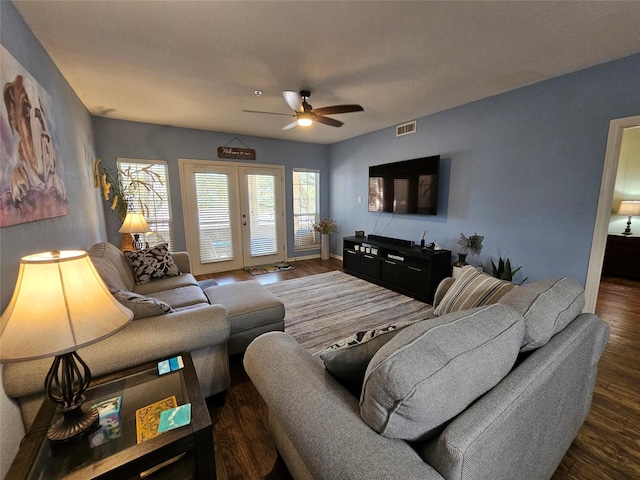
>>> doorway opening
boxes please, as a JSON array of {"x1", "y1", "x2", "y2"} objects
[{"x1": 584, "y1": 115, "x2": 640, "y2": 312}]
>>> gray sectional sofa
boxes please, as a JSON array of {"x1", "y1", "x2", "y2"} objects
[
  {"x1": 245, "y1": 266, "x2": 610, "y2": 480},
  {"x1": 3, "y1": 242, "x2": 231, "y2": 429}
]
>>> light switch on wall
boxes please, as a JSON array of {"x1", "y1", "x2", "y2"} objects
[{"x1": 357, "y1": 195, "x2": 362, "y2": 203}]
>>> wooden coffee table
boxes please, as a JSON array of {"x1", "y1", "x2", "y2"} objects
[{"x1": 6, "y1": 352, "x2": 215, "y2": 479}]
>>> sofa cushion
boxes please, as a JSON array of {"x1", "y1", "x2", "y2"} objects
[
  {"x1": 433, "y1": 265, "x2": 516, "y2": 316},
  {"x1": 133, "y1": 272, "x2": 199, "y2": 296},
  {"x1": 498, "y1": 277, "x2": 585, "y2": 351},
  {"x1": 149, "y1": 285, "x2": 209, "y2": 309},
  {"x1": 360, "y1": 304, "x2": 525, "y2": 441},
  {"x1": 320, "y1": 319, "x2": 421, "y2": 395},
  {"x1": 111, "y1": 290, "x2": 173, "y2": 319},
  {"x1": 124, "y1": 243, "x2": 181, "y2": 284},
  {"x1": 89, "y1": 242, "x2": 136, "y2": 291}
]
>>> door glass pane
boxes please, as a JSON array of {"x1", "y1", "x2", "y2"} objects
[
  {"x1": 293, "y1": 170, "x2": 319, "y2": 248},
  {"x1": 195, "y1": 173, "x2": 233, "y2": 263},
  {"x1": 247, "y1": 174, "x2": 277, "y2": 257}
]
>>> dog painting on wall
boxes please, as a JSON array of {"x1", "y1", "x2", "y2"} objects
[{"x1": 1, "y1": 45, "x2": 68, "y2": 227}]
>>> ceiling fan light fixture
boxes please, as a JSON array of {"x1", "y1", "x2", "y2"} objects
[{"x1": 297, "y1": 113, "x2": 313, "y2": 127}]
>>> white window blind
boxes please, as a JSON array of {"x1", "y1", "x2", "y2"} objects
[
  {"x1": 194, "y1": 172, "x2": 234, "y2": 263},
  {"x1": 246, "y1": 174, "x2": 278, "y2": 257},
  {"x1": 293, "y1": 169, "x2": 319, "y2": 249},
  {"x1": 117, "y1": 159, "x2": 173, "y2": 250}
]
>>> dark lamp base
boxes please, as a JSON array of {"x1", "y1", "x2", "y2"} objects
[{"x1": 47, "y1": 403, "x2": 99, "y2": 443}]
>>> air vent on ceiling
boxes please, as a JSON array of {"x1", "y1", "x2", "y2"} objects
[{"x1": 396, "y1": 121, "x2": 416, "y2": 137}]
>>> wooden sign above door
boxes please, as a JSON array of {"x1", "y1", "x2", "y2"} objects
[{"x1": 217, "y1": 146, "x2": 256, "y2": 160}]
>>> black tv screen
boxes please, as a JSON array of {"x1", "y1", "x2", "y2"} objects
[{"x1": 368, "y1": 155, "x2": 439, "y2": 215}]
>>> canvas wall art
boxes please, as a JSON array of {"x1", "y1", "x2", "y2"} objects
[{"x1": 1, "y1": 45, "x2": 68, "y2": 227}]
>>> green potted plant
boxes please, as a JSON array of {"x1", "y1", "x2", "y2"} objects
[
  {"x1": 102, "y1": 165, "x2": 163, "y2": 222},
  {"x1": 491, "y1": 257, "x2": 528, "y2": 284}
]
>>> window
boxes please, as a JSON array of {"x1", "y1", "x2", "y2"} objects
[
  {"x1": 292, "y1": 169, "x2": 319, "y2": 249},
  {"x1": 117, "y1": 159, "x2": 173, "y2": 250}
]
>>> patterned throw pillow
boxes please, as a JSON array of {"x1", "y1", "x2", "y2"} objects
[
  {"x1": 433, "y1": 265, "x2": 517, "y2": 316},
  {"x1": 320, "y1": 320, "x2": 421, "y2": 395},
  {"x1": 111, "y1": 290, "x2": 174, "y2": 319},
  {"x1": 124, "y1": 243, "x2": 181, "y2": 284}
]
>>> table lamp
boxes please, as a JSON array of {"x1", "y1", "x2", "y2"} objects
[
  {"x1": 618, "y1": 200, "x2": 640, "y2": 235},
  {"x1": 118, "y1": 212, "x2": 151, "y2": 251},
  {"x1": 0, "y1": 250, "x2": 133, "y2": 442}
]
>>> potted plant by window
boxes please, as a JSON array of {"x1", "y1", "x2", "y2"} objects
[{"x1": 313, "y1": 218, "x2": 337, "y2": 260}]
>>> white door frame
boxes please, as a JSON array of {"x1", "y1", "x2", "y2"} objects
[
  {"x1": 179, "y1": 159, "x2": 287, "y2": 275},
  {"x1": 584, "y1": 115, "x2": 640, "y2": 313}
]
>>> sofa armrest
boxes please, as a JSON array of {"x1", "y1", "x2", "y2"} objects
[
  {"x1": 417, "y1": 313, "x2": 609, "y2": 480},
  {"x1": 171, "y1": 251, "x2": 191, "y2": 273},
  {"x1": 3, "y1": 305, "x2": 230, "y2": 399},
  {"x1": 432, "y1": 276, "x2": 455, "y2": 309},
  {"x1": 244, "y1": 332, "x2": 444, "y2": 480}
]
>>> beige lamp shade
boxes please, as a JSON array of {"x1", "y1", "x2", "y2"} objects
[
  {"x1": 0, "y1": 250, "x2": 133, "y2": 362},
  {"x1": 618, "y1": 200, "x2": 640, "y2": 216},
  {"x1": 118, "y1": 212, "x2": 152, "y2": 234}
]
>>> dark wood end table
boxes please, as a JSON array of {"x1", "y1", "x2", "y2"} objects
[{"x1": 6, "y1": 352, "x2": 215, "y2": 480}]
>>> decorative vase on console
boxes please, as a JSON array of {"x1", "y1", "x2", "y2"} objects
[
  {"x1": 454, "y1": 253, "x2": 468, "y2": 267},
  {"x1": 313, "y1": 218, "x2": 337, "y2": 261},
  {"x1": 455, "y1": 232, "x2": 484, "y2": 267}
]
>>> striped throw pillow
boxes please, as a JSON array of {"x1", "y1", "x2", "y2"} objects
[{"x1": 433, "y1": 265, "x2": 517, "y2": 316}]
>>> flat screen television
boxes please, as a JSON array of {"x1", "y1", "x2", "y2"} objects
[{"x1": 368, "y1": 155, "x2": 440, "y2": 215}]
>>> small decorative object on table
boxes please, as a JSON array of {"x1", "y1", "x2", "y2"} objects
[
  {"x1": 136, "y1": 396, "x2": 177, "y2": 443},
  {"x1": 313, "y1": 218, "x2": 338, "y2": 260},
  {"x1": 455, "y1": 232, "x2": 484, "y2": 266}
]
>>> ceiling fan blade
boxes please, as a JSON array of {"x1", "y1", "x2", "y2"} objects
[
  {"x1": 312, "y1": 104, "x2": 364, "y2": 116},
  {"x1": 283, "y1": 91, "x2": 303, "y2": 112},
  {"x1": 242, "y1": 109, "x2": 295, "y2": 117},
  {"x1": 282, "y1": 121, "x2": 298, "y2": 130},
  {"x1": 314, "y1": 115, "x2": 343, "y2": 128}
]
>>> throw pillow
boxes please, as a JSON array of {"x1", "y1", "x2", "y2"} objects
[
  {"x1": 111, "y1": 290, "x2": 174, "y2": 319},
  {"x1": 124, "y1": 243, "x2": 181, "y2": 284},
  {"x1": 320, "y1": 319, "x2": 421, "y2": 395},
  {"x1": 433, "y1": 265, "x2": 517, "y2": 316},
  {"x1": 360, "y1": 304, "x2": 525, "y2": 441},
  {"x1": 498, "y1": 277, "x2": 585, "y2": 351}
]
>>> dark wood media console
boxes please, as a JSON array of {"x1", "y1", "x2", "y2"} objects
[{"x1": 342, "y1": 235, "x2": 451, "y2": 303}]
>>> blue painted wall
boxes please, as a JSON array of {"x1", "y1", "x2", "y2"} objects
[
  {"x1": 92, "y1": 117, "x2": 330, "y2": 259},
  {"x1": 0, "y1": 2, "x2": 104, "y2": 474},
  {"x1": 330, "y1": 54, "x2": 640, "y2": 285}
]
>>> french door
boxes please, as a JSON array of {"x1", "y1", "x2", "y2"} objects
[{"x1": 179, "y1": 160, "x2": 286, "y2": 275}]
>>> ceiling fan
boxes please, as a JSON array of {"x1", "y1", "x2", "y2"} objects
[{"x1": 243, "y1": 90, "x2": 364, "y2": 130}]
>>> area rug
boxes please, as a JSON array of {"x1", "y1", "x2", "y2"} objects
[
  {"x1": 265, "y1": 271, "x2": 434, "y2": 354},
  {"x1": 245, "y1": 263, "x2": 295, "y2": 275}
]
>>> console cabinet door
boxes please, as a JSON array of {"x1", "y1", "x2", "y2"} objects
[
  {"x1": 381, "y1": 259, "x2": 404, "y2": 285},
  {"x1": 343, "y1": 248, "x2": 361, "y2": 272},
  {"x1": 361, "y1": 254, "x2": 381, "y2": 279},
  {"x1": 403, "y1": 265, "x2": 431, "y2": 299}
]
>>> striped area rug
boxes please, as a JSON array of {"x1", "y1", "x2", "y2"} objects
[{"x1": 265, "y1": 271, "x2": 434, "y2": 354}]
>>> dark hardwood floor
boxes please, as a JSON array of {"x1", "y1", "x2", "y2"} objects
[{"x1": 199, "y1": 261, "x2": 640, "y2": 480}]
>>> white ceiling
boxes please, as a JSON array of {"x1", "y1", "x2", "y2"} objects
[{"x1": 12, "y1": 1, "x2": 640, "y2": 145}]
